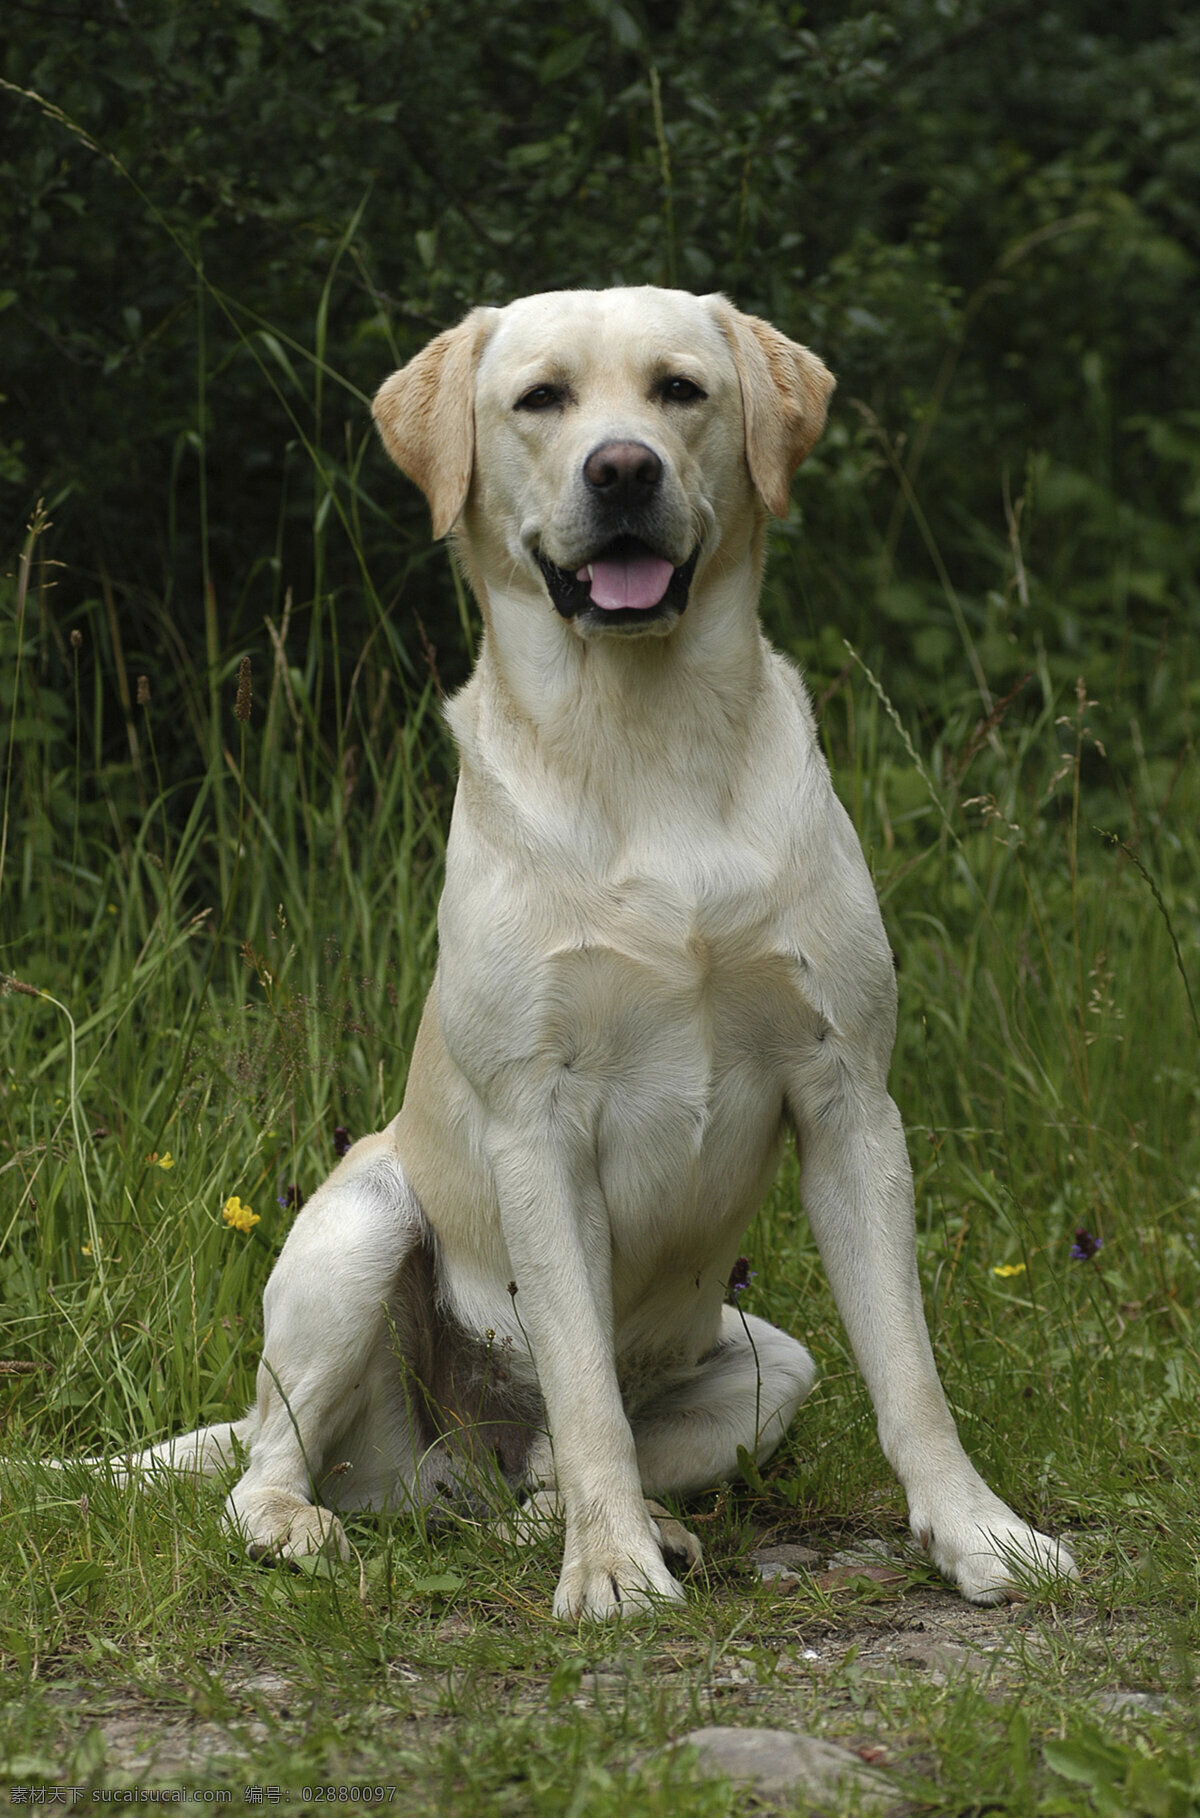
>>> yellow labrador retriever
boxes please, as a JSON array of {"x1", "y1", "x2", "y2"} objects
[{"x1": 133, "y1": 287, "x2": 1075, "y2": 1617}]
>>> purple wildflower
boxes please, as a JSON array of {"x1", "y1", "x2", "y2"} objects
[
  {"x1": 333, "y1": 1125, "x2": 351, "y2": 1158},
  {"x1": 1070, "y1": 1228, "x2": 1103, "y2": 1262},
  {"x1": 728, "y1": 1256, "x2": 757, "y2": 1298},
  {"x1": 276, "y1": 1184, "x2": 305, "y2": 1212}
]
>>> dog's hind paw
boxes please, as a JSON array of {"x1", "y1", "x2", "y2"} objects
[
  {"x1": 227, "y1": 1488, "x2": 351, "y2": 1564},
  {"x1": 645, "y1": 1500, "x2": 702, "y2": 1572},
  {"x1": 493, "y1": 1488, "x2": 563, "y2": 1547}
]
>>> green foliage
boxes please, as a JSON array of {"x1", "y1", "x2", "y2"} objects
[
  {"x1": 2, "y1": 2, "x2": 1198, "y2": 789},
  {"x1": 1045, "y1": 1726, "x2": 1200, "y2": 1817}
]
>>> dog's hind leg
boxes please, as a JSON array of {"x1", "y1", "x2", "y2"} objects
[
  {"x1": 221, "y1": 1131, "x2": 431, "y2": 1562},
  {"x1": 630, "y1": 1308, "x2": 816, "y2": 1503}
]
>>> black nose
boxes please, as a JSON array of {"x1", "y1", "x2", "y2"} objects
[{"x1": 583, "y1": 440, "x2": 663, "y2": 503}]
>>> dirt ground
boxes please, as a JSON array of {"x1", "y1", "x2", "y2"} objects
[{"x1": 19, "y1": 1569, "x2": 1161, "y2": 1795}]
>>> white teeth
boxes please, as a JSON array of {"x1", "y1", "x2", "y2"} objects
[{"x1": 586, "y1": 565, "x2": 594, "y2": 581}]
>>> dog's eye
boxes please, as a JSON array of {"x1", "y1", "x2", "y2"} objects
[
  {"x1": 661, "y1": 376, "x2": 706, "y2": 404},
  {"x1": 515, "y1": 384, "x2": 564, "y2": 412}
]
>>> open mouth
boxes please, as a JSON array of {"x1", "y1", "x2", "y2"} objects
[{"x1": 536, "y1": 536, "x2": 699, "y2": 626}]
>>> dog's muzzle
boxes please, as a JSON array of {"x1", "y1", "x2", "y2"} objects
[{"x1": 536, "y1": 536, "x2": 700, "y2": 629}]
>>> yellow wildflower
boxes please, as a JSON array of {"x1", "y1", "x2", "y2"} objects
[
  {"x1": 147, "y1": 1151, "x2": 175, "y2": 1170},
  {"x1": 992, "y1": 1262, "x2": 1026, "y2": 1278},
  {"x1": 222, "y1": 1195, "x2": 260, "y2": 1234}
]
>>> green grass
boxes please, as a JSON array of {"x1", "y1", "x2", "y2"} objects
[{"x1": 2, "y1": 454, "x2": 1200, "y2": 1813}]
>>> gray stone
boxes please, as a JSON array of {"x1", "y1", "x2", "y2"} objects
[
  {"x1": 896, "y1": 1635, "x2": 998, "y2": 1678},
  {"x1": 581, "y1": 1671, "x2": 629, "y2": 1695},
  {"x1": 755, "y1": 1558, "x2": 811, "y2": 1585},
  {"x1": 1092, "y1": 1689, "x2": 1166, "y2": 1716},
  {"x1": 234, "y1": 1669, "x2": 293, "y2": 1698},
  {"x1": 751, "y1": 1541, "x2": 824, "y2": 1571},
  {"x1": 662, "y1": 1725, "x2": 894, "y2": 1810},
  {"x1": 828, "y1": 1539, "x2": 906, "y2": 1568}
]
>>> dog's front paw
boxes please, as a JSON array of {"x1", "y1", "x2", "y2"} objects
[
  {"x1": 553, "y1": 1529, "x2": 687, "y2": 1621},
  {"x1": 549, "y1": 1505, "x2": 683, "y2": 1621},
  {"x1": 912, "y1": 1493, "x2": 1077, "y2": 1604},
  {"x1": 226, "y1": 1488, "x2": 351, "y2": 1564}
]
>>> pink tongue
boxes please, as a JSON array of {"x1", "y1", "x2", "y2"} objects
[{"x1": 577, "y1": 551, "x2": 675, "y2": 611}]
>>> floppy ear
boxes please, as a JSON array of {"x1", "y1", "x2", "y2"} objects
[
  {"x1": 372, "y1": 308, "x2": 496, "y2": 539},
  {"x1": 709, "y1": 297, "x2": 836, "y2": 518}
]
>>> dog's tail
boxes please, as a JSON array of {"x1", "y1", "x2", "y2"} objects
[{"x1": 45, "y1": 1417, "x2": 254, "y2": 1484}]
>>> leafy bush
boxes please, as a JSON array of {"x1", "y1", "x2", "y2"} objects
[{"x1": 2, "y1": 1, "x2": 1198, "y2": 784}]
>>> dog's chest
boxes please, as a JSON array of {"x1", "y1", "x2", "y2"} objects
[
  {"x1": 518, "y1": 853, "x2": 814, "y2": 1271},
  {"x1": 446, "y1": 804, "x2": 833, "y2": 1093},
  {"x1": 538, "y1": 843, "x2": 817, "y2": 1116}
]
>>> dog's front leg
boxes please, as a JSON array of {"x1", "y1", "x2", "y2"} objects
[
  {"x1": 487, "y1": 1126, "x2": 686, "y2": 1620},
  {"x1": 791, "y1": 1078, "x2": 1077, "y2": 1602}
]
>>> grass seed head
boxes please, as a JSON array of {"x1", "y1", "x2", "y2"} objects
[{"x1": 235, "y1": 654, "x2": 252, "y2": 723}]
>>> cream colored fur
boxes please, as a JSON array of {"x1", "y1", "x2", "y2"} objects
[{"x1": 122, "y1": 287, "x2": 1075, "y2": 1618}]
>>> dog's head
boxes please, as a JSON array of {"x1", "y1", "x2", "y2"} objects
[{"x1": 373, "y1": 288, "x2": 834, "y2": 641}]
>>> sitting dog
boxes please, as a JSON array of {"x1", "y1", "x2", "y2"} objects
[{"x1": 128, "y1": 287, "x2": 1075, "y2": 1617}]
